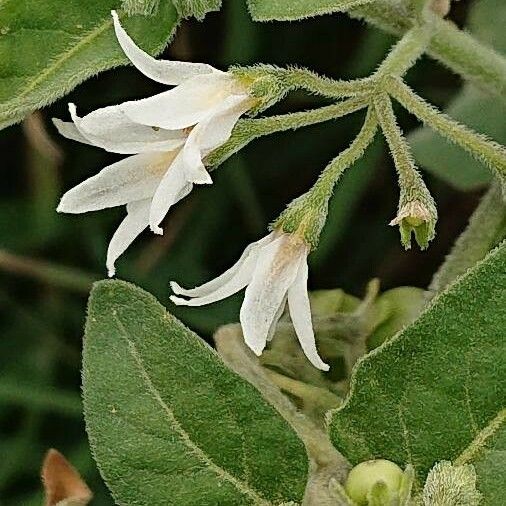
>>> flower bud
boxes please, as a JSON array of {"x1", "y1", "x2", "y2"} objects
[
  {"x1": 390, "y1": 196, "x2": 437, "y2": 250},
  {"x1": 344, "y1": 459, "x2": 404, "y2": 505}
]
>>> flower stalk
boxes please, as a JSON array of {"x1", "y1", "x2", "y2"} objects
[
  {"x1": 373, "y1": 21, "x2": 437, "y2": 79},
  {"x1": 387, "y1": 76, "x2": 506, "y2": 187},
  {"x1": 350, "y1": 2, "x2": 506, "y2": 98},
  {"x1": 273, "y1": 108, "x2": 378, "y2": 250},
  {"x1": 374, "y1": 93, "x2": 437, "y2": 249},
  {"x1": 205, "y1": 96, "x2": 369, "y2": 168}
]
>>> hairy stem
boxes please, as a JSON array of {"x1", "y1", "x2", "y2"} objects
[
  {"x1": 387, "y1": 76, "x2": 506, "y2": 183},
  {"x1": 374, "y1": 21, "x2": 436, "y2": 78},
  {"x1": 214, "y1": 325, "x2": 350, "y2": 505},
  {"x1": 275, "y1": 67, "x2": 373, "y2": 98},
  {"x1": 312, "y1": 107, "x2": 378, "y2": 200},
  {"x1": 206, "y1": 97, "x2": 368, "y2": 168},
  {"x1": 349, "y1": 3, "x2": 506, "y2": 98}
]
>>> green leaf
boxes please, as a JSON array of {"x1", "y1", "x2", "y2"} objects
[
  {"x1": 247, "y1": 0, "x2": 375, "y2": 22},
  {"x1": 0, "y1": 1, "x2": 179, "y2": 129},
  {"x1": 408, "y1": 0, "x2": 506, "y2": 190},
  {"x1": 122, "y1": 0, "x2": 161, "y2": 16},
  {"x1": 172, "y1": 0, "x2": 222, "y2": 20},
  {"x1": 471, "y1": 412, "x2": 506, "y2": 505},
  {"x1": 83, "y1": 280, "x2": 308, "y2": 505},
  {"x1": 328, "y1": 242, "x2": 506, "y2": 484}
]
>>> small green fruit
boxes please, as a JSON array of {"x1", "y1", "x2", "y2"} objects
[{"x1": 344, "y1": 459, "x2": 404, "y2": 505}]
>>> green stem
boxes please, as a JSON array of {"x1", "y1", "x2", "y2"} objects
[
  {"x1": 275, "y1": 67, "x2": 373, "y2": 98},
  {"x1": 0, "y1": 380, "x2": 82, "y2": 416},
  {"x1": 373, "y1": 93, "x2": 422, "y2": 191},
  {"x1": 374, "y1": 21, "x2": 436, "y2": 78},
  {"x1": 374, "y1": 92, "x2": 437, "y2": 249},
  {"x1": 349, "y1": 3, "x2": 506, "y2": 98},
  {"x1": 387, "y1": 76, "x2": 506, "y2": 182},
  {"x1": 214, "y1": 325, "x2": 350, "y2": 470},
  {"x1": 274, "y1": 108, "x2": 378, "y2": 248},
  {"x1": 313, "y1": 108, "x2": 378, "y2": 200},
  {"x1": 428, "y1": 184, "x2": 506, "y2": 297},
  {"x1": 205, "y1": 96, "x2": 369, "y2": 168}
]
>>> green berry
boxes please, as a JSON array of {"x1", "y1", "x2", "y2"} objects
[{"x1": 344, "y1": 459, "x2": 404, "y2": 505}]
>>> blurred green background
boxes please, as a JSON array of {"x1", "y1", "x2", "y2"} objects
[{"x1": 0, "y1": 0, "x2": 503, "y2": 503}]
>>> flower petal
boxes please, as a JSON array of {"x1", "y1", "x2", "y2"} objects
[
  {"x1": 287, "y1": 258, "x2": 329, "y2": 371},
  {"x1": 120, "y1": 73, "x2": 237, "y2": 130},
  {"x1": 147, "y1": 151, "x2": 193, "y2": 234},
  {"x1": 170, "y1": 252, "x2": 255, "y2": 306},
  {"x1": 106, "y1": 199, "x2": 151, "y2": 277},
  {"x1": 112, "y1": 10, "x2": 221, "y2": 86},
  {"x1": 170, "y1": 233, "x2": 276, "y2": 298},
  {"x1": 181, "y1": 94, "x2": 251, "y2": 184},
  {"x1": 52, "y1": 118, "x2": 92, "y2": 145},
  {"x1": 57, "y1": 151, "x2": 177, "y2": 214},
  {"x1": 240, "y1": 235, "x2": 302, "y2": 356},
  {"x1": 69, "y1": 103, "x2": 186, "y2": 154}
]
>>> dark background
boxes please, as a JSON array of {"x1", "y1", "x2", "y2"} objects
[{"x1": 0, "y1": 1, "x2": 488, "y2": 503}]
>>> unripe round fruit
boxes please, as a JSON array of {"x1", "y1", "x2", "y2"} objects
[{"x1": 344, "y1": 459, "x2": 403, "y2": 505}]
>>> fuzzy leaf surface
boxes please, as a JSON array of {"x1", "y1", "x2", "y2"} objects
[
  {"x1": 329, "y1": 242, "x2": 506, "y2": 486},
  {"x1": 172, "y1": 0, "x2": 222, "y2": 20},
  {"x1": 247, "y1": 0, "x2": 374, "y2": 21},
  {"x1": 83, "y1": 280, "x2": 308, "y2": 505},
  {"x1": 469, "y1": 413, "x2": 505, "y2": 505},
  {"x1": 0, "y1": 1, "x2": 179, "y2": 128}
]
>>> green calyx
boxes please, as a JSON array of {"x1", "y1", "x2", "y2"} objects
[
  {"x1": 230, "y1": 65, "x2": 288, "y2": 115},
  {"x1": 271, "y1": 190, "x2": 329, "y2": 251},
  {"x1": 391, "y1": 193, "x2": 437, "y2": 250}
]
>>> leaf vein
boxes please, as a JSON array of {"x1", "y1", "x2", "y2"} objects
[{"x1": 112, "y1": 312, "x2": 271, "y2": 506}]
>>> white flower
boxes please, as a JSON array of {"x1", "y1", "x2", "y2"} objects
[
  {"x1": 170, "y1": 232, "x2": 329, "y2": 371},
  {"x1": 54, "y1": 11, "x2": 253, "y2": 276}
]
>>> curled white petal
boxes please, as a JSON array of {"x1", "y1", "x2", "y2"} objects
[
  {"x1": 170, "y1": 233, "x2": 276, "y2": 298},
  {"x1": 112, "y1": 10, "x2": 221, "y2": 86},
  {"x1": 52, "y1": 118, "x2": 92, "y2": 145},
  {"x1": 57, "y1": 151, "x2": 177, "y2": 214},
  {"x1": 107, "y1": 199, "x2": 151, "y2": 277},
  {"x1": 170, "y1": 253, "x2": 255, "y2": 305},
  {"x1": 148, "y1": 151, "x2": 193, "y2": 234},
  {"x1": 68, "y1": 103, "x2": 186, "y2": 154},
  {"x1": 287, "y1": 258, "x2": 329, "y2": 371},
  {"x1": 120, "y1": 73, "x2": 237, "y2": 130},
  {"x1": 240, "y1": 235, "x2": 302, "y2": 356},
  {"x1": 169, "y1": 237, "x2": 277, "y2": 307},
  {"x1": 182, "y1": 94, "x2": 251, "y2": 184}
]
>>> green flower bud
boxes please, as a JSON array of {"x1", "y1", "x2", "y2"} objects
[
  {"x1": 390, "y1": 194, "x2": 437, "y2": 250},
  {"x1": 344, "y1": 459, "x2": 404, "y2": 505}
]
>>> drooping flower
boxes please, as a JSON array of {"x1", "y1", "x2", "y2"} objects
[
  {"x1": 55, "y1": 11, "x2": 254, "y2": 275},
  {"x1": 170, "y1": 232, "x2": 329, "y2": 371}
]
